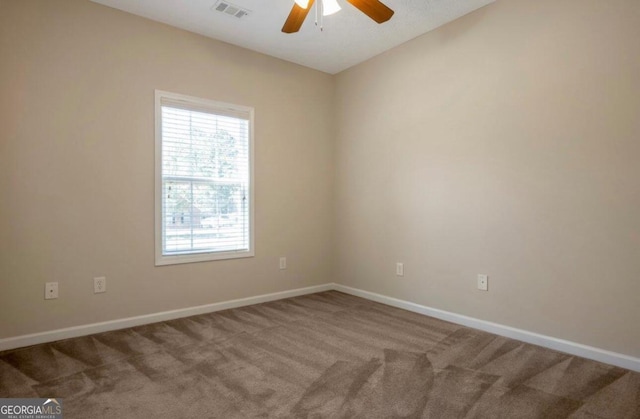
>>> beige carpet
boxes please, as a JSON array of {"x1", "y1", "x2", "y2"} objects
[{"x1": 1, "y1": 291, "x2": 638, "y2": 418}]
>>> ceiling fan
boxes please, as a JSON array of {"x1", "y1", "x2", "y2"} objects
[{"x1": 282, "y1": 0, "x2": 394, "y2": 33}]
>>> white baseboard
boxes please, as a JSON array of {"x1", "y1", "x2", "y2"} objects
[
  {"x1": 0, "y1": 283, "x2": 333, "y2": 352},
  {"x1": 2, "y1": 282, "x2": 639, "y2": 373},
  {"x1": 333, "y1": 284, "x2": 640, "y2": 373}
]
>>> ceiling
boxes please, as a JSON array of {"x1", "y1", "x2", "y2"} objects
[{"x1": 90, "y1": 0, "x2": 494, "y2": 74}]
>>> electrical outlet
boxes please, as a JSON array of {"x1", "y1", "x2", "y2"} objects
[
  {"x1": 45, "y1": 282, "x2": 58, "y2": 300},
  {"x1": 396, "y1": 262, "x2": 404, "y2": 277},
  {"x1": 477, "y1": 274, "x2": 488, "y2": 291},
  {"x1": 94, "y1": 276, "x2": 106, "y2": 294},
  {"x1": 279, "y1": 257, "x2": 287, "y2": 270}
]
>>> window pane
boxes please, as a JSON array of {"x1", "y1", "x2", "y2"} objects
[
  {"x1": 162, "y1": 107, "x2": 249, "y2": 180},
  {"x1": 162, "y1": 181, "x2": 248, "y2": 254},
  {"x1": 159, "y1": 98, "x2": 251, "y2": 260}
]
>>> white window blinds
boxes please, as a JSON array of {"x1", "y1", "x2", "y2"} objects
[{"x1": 155, "y1": 91, "x2": 254, "y2": 265}]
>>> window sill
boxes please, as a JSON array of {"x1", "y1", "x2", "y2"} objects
[{"x1": 155, "y1": 249, "x2": 254, "y2": 266}]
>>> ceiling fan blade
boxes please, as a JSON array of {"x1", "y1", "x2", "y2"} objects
[
  {"x1": 282, "y1": 0, "x2": 316, "y2": 33},
  {"x1": 346, "y1": 0, "x2": 394, "y2": 24}
]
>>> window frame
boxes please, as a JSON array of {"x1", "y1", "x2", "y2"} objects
[{"x1": 154, "y1": 90, "x2": 255, "y2": 266}]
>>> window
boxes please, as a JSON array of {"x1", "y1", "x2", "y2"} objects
[{"x1": 155, "y1": 90, "x2": 254, "y2": 265}]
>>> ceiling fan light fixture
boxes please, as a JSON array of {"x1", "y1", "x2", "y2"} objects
[
  {"x1": 282, "y1": 0, "x2": 393, "y2": 34},
  {"x1": 322, "y1": 0, "x2": 341, "y2": 16}
]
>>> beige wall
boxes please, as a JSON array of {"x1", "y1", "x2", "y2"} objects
[
  {"x1": 0, "y1": 0, "x2": 334, "y2": 338},
  {"x1": 334, "y1": 0, "x2": 640, "y2": 357},
  {"x1": 2, "y1": 0, "x2": 639, "y2": 360}
]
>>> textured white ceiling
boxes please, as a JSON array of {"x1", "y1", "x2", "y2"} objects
[{"x1": 90, "y1": 0, "x2": 494, "y2": 74}]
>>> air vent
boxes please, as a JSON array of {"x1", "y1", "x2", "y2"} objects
[{"x1": 212, "y1": 0, "x2": 251, "y2": 19}]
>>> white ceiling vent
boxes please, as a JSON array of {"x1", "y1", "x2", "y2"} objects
[{"x1": 212, "y1": 0, "x2": 251, "y2": 19}]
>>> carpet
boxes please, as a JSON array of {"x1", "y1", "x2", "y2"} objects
[{"x1": 1, "y1": 291, "x2": 638, "y2": 418}]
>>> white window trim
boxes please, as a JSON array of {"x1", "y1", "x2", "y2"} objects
[{"x1": 154, "y1": 90, "x2": 255, "y2": 266}]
